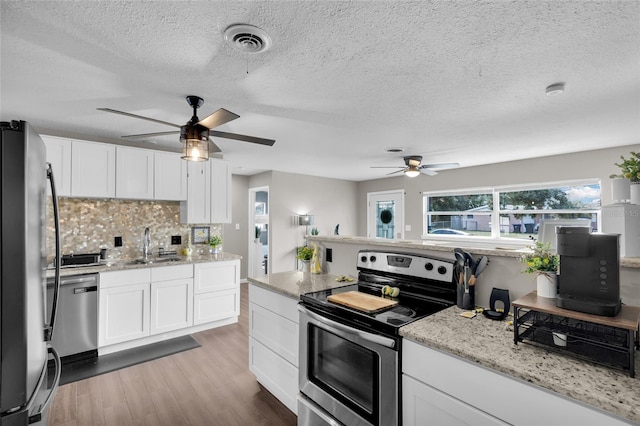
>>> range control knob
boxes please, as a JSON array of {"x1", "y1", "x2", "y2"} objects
[
  {"x1": 369, "y1": 255, "x2": 377, "y2": 262},
  {"x1": 437, "y1": 266, "x2": 447, "y2": 275},
  {"x1": 425, "y1": 262, "x2": 434, "y2": 271},
  {"x1": 360, "y1": 256, "x2": 367, "y2": 263}
]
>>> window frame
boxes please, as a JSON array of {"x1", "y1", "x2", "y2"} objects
[{"x1": 422, "y1": 179, "x2": 601, "y2": 247}]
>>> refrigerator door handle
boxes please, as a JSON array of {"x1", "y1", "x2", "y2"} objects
[
  {"x1": 27, "y1": 346, "x2": 62, "y2": 424},
  {"x1": 45, "y1": 163, "x2": 61, "y2": 342}
]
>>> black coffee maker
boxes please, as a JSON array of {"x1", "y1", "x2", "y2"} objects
[{"x1": 556, "y1": 227, "x2": 621, "y2": 317}]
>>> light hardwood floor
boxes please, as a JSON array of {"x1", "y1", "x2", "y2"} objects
[{"x1": 49, "y1": 282, "x2": 297, "y2": 426}]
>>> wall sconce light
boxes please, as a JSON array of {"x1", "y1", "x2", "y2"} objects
[
  {"x1": 298, "y1": 214, "x2": 314, "y2": 235},
  {"x1": 298, "y1": 215, "x2": 314, "y2": 226}
]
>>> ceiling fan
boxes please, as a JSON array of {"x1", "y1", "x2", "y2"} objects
[
  {"x1": 371, "y1": 155, "x2": 460, "y2": 177},
  {"x1": 97, "y1": 95, "x2": 275, "y2": 161}
]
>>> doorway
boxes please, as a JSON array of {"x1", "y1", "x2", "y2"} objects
[
  {"x1": 249, "y1": 186, "x2": 269, "y2": 277},
  {"x1": 367, "y1": 190, "x2": 404, "y2": 239}
]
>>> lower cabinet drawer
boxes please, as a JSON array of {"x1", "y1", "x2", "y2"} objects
[
  {"x1": 249, "y1": 337, "x2": 298, "y2": 414},
  {"x1": 193, "y1": 289, "x2": 239, "y2": 325},
  {"x1": 249, "y1": 302, "x2": 299, "y2": 366}
]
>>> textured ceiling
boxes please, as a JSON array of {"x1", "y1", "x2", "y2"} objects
[{"x1": 1, "y1": 1, "x2": 639, "y2": 181}]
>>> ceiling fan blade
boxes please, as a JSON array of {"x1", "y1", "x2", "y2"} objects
[
  {"x1": 97, "y1": 108, "x2": 181, "y2": 128},
  {"x1": 421, "y1": 162, "x2": 460, "y2": 169},
  {"x1": 420, "y1": 168, "x2": 438, "y2": 176},
  {"x1": 122, "y1": 130, "x2": 180, "y2": 139},
  {"x1": 370, "y1": 166, "x2": 404, "y2": 169},
  {"x1": 387, "y1": 169, "x2": 405, "y2": 175},
  {"x1": 209, "y1": 130, "x2": 275, "y2": 146},
  {"x1": 198, "y1": 108, "x2": 240, "y2": 129}
]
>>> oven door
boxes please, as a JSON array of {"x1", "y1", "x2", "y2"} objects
[{"x1": 298, "y1": 304, "x2": 398, "y2": 426}]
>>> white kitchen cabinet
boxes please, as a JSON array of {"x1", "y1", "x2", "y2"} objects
[
  {"x1": 402, "y1": 339, "x2": 631, "y2": 426},
  {"x1": 42, "y1": 135, "x2": 72, "y2": 196},
  {"x1": 71, "y1": 140, "x2": 116, "y2": 198},
  {"x1": 210, "y1": 158, "x2": 231, "y2": 223},
  {"x1": 116, "y1": 146, "x2": 154, "y2": 199},
  {"x1": 99, "y1": 269, "x2": 151, "y2": 347},
  {"x1": 154, "y1": 151, "x2": 187, "y2": 201},
  {"x1": 193, "y1": 260, "x2": 240, "y2": 325},
  {"x1": 150, "y1": 264, "x2": 194, "y2": 334},
  {"x1": 99, "y1": 283, "x2": 150, "y2": 346},
  {"x1": 181, "y1": 160, "x2": 210, "y2": 223},
  {"x1": 180, "y1": 158, "x2": 231, "y2": 224},
  {"x1": 248, "y1": 283, "x2": 299, "y2": 414}
]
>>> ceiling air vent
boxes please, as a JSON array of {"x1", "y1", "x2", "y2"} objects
[{"x1": 224, "y1": 24, "x2": 272, "y2": 54}]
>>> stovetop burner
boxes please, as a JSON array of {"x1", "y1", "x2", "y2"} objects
[{"x1": 300, "y1": 250, "x2": 458, "y2": 336}]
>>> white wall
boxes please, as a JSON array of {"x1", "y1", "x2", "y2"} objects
[
  {"x1": 223, "y1": 175, "x2": 249, "y2": 279},
  {"x1": 356, "y1": 144, "x2": 640, "y2": 238},
  {"x1": 246, "y1": 171, "x2": 358, "y2": 274}
]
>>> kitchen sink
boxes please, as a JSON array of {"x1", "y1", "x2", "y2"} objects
[{"x1": 122, "y1": 257, "x2": 182, "y2": 265}]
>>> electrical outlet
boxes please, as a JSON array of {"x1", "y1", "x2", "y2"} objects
[
  {"x1": 326, "y1": 248, "x2": 333, "y2": 262},
  {"x1": 171, "y1": 235, "x2": 182, "y2": 245},
  {"x1": 114, "y1": 236, "x2": 123, "y2": 247}
]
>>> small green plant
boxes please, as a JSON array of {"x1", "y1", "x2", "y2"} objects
[
  {"x1": 311, "y1": 227, "x2": 319, "y2": 236},
  {"x1": 208, "y1": 235, "x2": 223, "y2": 248},
  {"x1": 255, "y1": 226, "x2": 261, "y2": 239},
  {"x1": 296, "y1": 246, "x2": 314, "y2": 261},
  {"x1": 611, "y1": 151, "x2": 640, "y2": 182},
  {"x1": 520, "y1": 241, "x2": 559, "y2": 275}
]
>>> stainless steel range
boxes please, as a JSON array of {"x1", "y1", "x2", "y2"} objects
[{"x1": 298, "y1": 250, "x2": 457, "y2": 426}]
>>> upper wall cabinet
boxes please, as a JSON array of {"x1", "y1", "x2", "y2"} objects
[
  {"x1": 210, "y1": 158, "x2": 231, "y2": 223},
  {"x1": 71, "y1": 140, "x2": 116, "y2": 198},
  {"x1": 154, "y1": 151, "x2": 187, "y2": 201},
  {"x1": 180, "y1": 158, "x2": 231, "y2": 224},
  {"x1": 116, "y1": 146, "x2": 154, "y2": 199},
  {"x1": 42, "y1": 136, "x2": 72, "y2": 197}
]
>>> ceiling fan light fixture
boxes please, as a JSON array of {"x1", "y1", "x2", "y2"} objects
[
  {"x1": 404, "y1": 166, "x2": 420, "y2": 178},
  {"x1": 180, "y1": 123, "x2": 210, "y2": 161}
]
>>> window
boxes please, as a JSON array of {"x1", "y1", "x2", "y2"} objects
[{"x1": 423, "y1": 180, "x2": 601, "y2": 243}]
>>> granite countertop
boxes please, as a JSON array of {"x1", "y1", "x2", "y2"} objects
[
  {"x1": 46, "y1": 251, "x2": 242, "y2": 277},
  {"x1": 400, "y1": 306, "x2": 639, "y2": 423},
  {"x1": 247, "y1": 270, "x2": 351, "y2": 300}
]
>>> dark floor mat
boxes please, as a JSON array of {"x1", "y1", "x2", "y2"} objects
[{"x1": 58, "y1": 335, "x2": 200, "y2": 385}]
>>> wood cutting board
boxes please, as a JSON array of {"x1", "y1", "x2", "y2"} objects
[{"x1": 327, "y1": 291, "x2": 398, "y2": 313}]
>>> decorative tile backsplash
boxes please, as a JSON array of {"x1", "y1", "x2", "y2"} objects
[{"x1": 46, "y1": 198, "x2": 222, "y2": 262}]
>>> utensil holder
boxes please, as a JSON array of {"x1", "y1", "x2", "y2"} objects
[{"x1": 457, "y1": 281, "x2": 475, "y2": 309}]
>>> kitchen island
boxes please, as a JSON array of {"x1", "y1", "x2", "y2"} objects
[{"x1": 249, "y1": 270, "x2": 638, "y2": 424}]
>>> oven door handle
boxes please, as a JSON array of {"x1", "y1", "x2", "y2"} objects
[{"x1": 298, "y1": 305, "x2": 396, "y2": 349}]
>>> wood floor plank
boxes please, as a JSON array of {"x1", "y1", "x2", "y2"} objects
[
  {"x1": 103, "y1": 401, "x2": 134, "y2": 426},
  {"x1": 95, "y1": 370, "x2": 127, "y2": 409},
  {"x1": 50, "y1": 282, "x2": 296, "y2": 426},
  {"x1": 75, "y1": 392, "x2": 105, "y2": 426},
  {"x1": 49, "y1": 381, "x2": 76, "y2": 424},
  {"x1": 118, "y1": 363, "x2": 155, "y2": 424}
]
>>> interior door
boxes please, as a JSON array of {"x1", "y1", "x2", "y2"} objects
[{"x1": 367, "y1": 190, "x2": 404, "y2": 239}]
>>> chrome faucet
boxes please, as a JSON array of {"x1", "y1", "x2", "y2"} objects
[{"x1": 142, "y1": 227, "x2": 151, "y2": 260}]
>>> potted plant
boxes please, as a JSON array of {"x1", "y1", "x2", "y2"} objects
[
  {"x1": 208, "y1": 235, "x2": 223, "y2": 254},
  {"x1": 297, "y1": 246, "x2": 315, "y2": 281},
  {"x1": 255, "y1": 226, "x2": 262, "y2": 242},
  {"x1": 611, "y1": 152, "x2": 640, "y2": 204},
  {"x1": 520, "y1": 241, "x2": 559, "y2": 298}
]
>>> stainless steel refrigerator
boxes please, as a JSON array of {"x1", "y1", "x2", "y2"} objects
[{"x1": 1, "y1": 120, "x2": 61, "y2": 425}]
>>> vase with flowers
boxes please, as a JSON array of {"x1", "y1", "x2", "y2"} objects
[
  {"x1": 611, "y1": 151, "x2": 640, "y2": 204},
  {"x1": 521, "y1": 241, "x2": 560, "y2": 298}
]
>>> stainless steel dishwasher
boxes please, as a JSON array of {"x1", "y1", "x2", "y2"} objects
[{"x1": 46, "y1": 273, "x2": 98, "y2": 359}]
